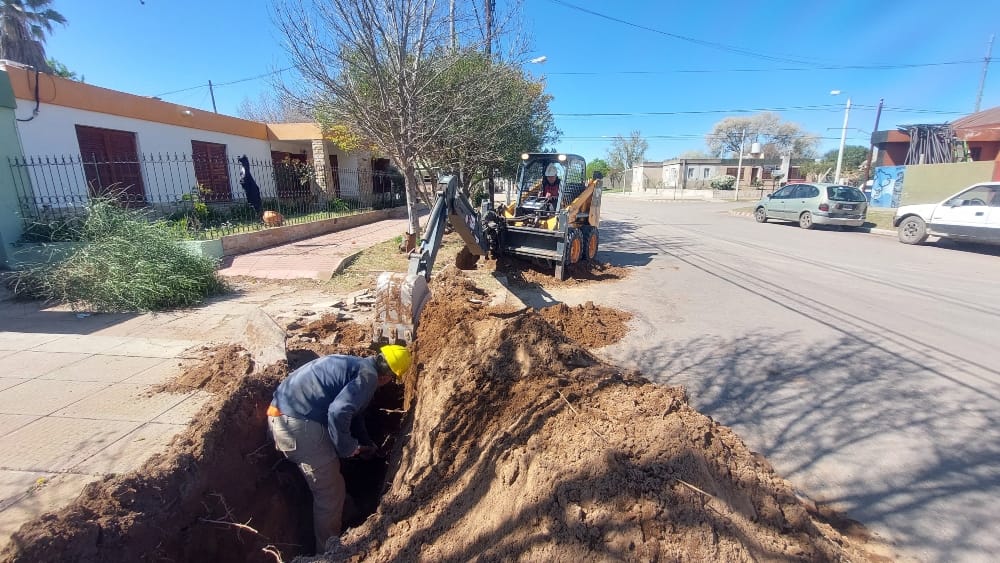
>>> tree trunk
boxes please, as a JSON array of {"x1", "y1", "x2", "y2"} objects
[{"x1": 403, "y1": 162, "x2": 422, "y2": 239}]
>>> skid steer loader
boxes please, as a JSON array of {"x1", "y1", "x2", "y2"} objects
[{"x1": 373, "y1": 153, "x2": 603, "y2": 345}]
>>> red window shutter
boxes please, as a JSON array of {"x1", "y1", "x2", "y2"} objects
[{"x1": 192, "y1": 141, "x2": 231, "y2": 202}]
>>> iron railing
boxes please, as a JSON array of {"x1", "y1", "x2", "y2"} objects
[{"x1": 8, "y1": 153, "x2": 405, "y2": 241}]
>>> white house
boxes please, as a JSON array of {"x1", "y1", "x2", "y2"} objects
[{"x1": 2, "y1": 61, "x2": 375, "y2": 216}]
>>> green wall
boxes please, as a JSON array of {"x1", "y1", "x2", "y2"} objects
[
  {"x1": 901, "y1": 161, "x2": 996, "y2": 205},
  {"x1": 0, "y1": 70, "x2": 27, "y2": 268}
]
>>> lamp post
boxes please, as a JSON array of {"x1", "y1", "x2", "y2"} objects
[{"x1": 831, "y1": 90, "x2": 852, "y2": 184}]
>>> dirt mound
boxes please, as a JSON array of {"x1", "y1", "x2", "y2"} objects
[
  {"x1": 311, "y1": 271, "x2": 878, "y2": 562},
  {"x1": 286, "y1": 313, "x2": 374, "y2": 369},
  {"x1": 496, "y1": 257, "x2": 630, "y2": 287},
  {"x1": 539, "y1": 301, "x2": 632, "y2": 348},
  {"x1": 153, "y1": 344, "x2": 252, "y2": 394},
  {"x1": 1, "y1": 356, "x2": 306, "y2": 563}
]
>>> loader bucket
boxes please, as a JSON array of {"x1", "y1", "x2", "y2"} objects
[{"x1": 373, "y1": 271, "x2": 431, "y2": 345}]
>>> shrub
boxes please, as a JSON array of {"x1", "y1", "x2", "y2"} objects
[
  {"x1": 326, "y1": 198, "x2": 351, "y2": 213},
  {"x1": 9, "y1": 199, "x2": 227, "y2": 312},
  {"x1": 710, "y1": 175, "x2": 736, "y2": 190},
  {"x1": 19, "y1": 215, "x2": 86, "y2": 243}
]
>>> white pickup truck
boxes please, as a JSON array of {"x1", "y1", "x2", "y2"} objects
[{"x1": 894, "y1": 182, "x2": 1000, "y2": 245}]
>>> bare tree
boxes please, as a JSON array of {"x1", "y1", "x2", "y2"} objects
[
  {"x1": 236, "y1": 90, "x2": 310, "y2": 123},
  {"x1": 607, "y1": 130, "x2": 648, "y2": 172},
  {"x1": 706, "y1": 112, "x2": 818, "y2": 159},
  {"x1": 273, "y1": 0, "x2": 540, "y2": 240}
]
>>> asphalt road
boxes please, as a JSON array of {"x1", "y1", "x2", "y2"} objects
[{"x1": 544, "y1": 196, "x2": 1000, "y2": 563}]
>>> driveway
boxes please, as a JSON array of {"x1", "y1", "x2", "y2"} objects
[{"x1": 549, "y1": 197, "x2": 1000, "y2": 563}]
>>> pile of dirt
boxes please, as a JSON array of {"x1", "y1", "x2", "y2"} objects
[
  {"x1": 1, "y1": 355, "x2": 305, "y2": 563},
  {"x1": 152, "y1": 344, "x2": 252, "y2": 394},
  {"x1": 310, "y1": 269, "x2": 880, "y2": 562},
  {"x1": 286, "y1": 313, "x2": 374, "y2": 369},
  {"x1": 538, "y1": 301, "x2": 632, "y2": 348},
  {"x1": 495, "y1": 257, "x2": 630, "y2": 287}
]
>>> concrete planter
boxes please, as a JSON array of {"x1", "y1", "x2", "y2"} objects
[
  {"x1": 5, "y1": 242, "x2": 85, "y2": 268},
  {"x1": 218, "y1": 208, "x2": 407, "y2": 256},
  {"x1": 3, "y1": 207, "x2": 409, "y2": 268}
]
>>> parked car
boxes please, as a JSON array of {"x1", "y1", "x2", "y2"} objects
[
  {"x1": 894, "y1": 182, "x2": 1000, "y2": 245},
  {"x1": 754, "y1": 183, "x2": 868, "y2": 229}
]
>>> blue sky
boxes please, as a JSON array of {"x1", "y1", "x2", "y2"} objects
[{"x1": 44, "y1": 0, "x2": 999, "y2": 163}]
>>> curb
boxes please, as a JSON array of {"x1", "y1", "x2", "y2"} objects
[{"x1": 728, "y1": 210, "x2": 896, "y2": 237}]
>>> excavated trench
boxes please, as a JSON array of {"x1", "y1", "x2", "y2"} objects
[{"x1": 1, "y1": 268, "x2": 885, "y2": 562}]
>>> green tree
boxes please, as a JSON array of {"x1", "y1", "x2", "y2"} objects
[
  {"x1": 46, "y1": 57, "x2": 82, "y2": 81},
  {"x1": 586, "y1": 157, "x2": 610, "y2": 179},
  {"x1": 821, "y1": 145, "x2": 869, "y2": 171},
  {"x1": 706, "y1": 112, "x2": 818, "y2": 159},
  {"x1": 0, "y1": 0, "x2": 66, "y2": 73},
  {"x1": 418, "y1": 49, "x2": 559, "y2": 189}
]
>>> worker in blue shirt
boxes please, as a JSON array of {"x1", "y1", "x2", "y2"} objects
[{"x1": 267, "y1": 344, "x2": 412, "y2": 551}]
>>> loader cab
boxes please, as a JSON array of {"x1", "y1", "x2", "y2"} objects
[{"x1": 514, "y1": 153, "x2": 588, "y2": 219}]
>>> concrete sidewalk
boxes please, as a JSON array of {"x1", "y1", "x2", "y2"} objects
[
  {"x1": 217, "y1": 216, "x2": 412, "y2": 280},
  {"x1": 0, "y1": 215, "x2": 413, "y2": 546}
]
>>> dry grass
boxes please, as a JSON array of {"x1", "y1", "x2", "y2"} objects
[{"x1": 326, "y1": 233, "x2": 478, "y2": 293}]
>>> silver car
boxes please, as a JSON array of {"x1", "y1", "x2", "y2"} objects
[{"x1": 754, "y1": 182, "x2": 868, "y2": 229}]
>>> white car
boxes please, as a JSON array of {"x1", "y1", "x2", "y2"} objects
[{"x1": 894, "y1": 182, "x2": 1000, "y2": 245}]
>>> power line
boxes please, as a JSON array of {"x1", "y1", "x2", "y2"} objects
[
  {"x1": 552, "y1": 104, "x2": 967, "y2": 118},
  {"x1": 152, "y1": 66, "x2": 296, "y2": 98},
  {"x1": 547, "y1": 59, "x2": 983, "y2": 75},
  {"x1": 546, "y1": 0, "x2": 830, "y2": 65}
]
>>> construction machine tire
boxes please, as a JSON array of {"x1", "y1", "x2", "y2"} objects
[
  {"x1": 582, "y1": 226, "x2": 599, "y2": 261},
  {"x1": 455, "y1": 246, "x2": 480, "y2": 270},
  {"x1": 567, "y1": 227, "x2": 583, "y2": 264}
]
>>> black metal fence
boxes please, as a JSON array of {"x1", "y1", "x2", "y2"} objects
[{"x1": 8, "y1": 153, "x2": 406, "y2": 242}]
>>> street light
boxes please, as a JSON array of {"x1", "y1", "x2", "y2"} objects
[{"x1": 831, "y1": 90, "x2": 852, "y2": 184}]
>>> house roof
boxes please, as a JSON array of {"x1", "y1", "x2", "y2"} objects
[{"x1": 951, "y1": 105, "x2": 1000, "y2": 142}]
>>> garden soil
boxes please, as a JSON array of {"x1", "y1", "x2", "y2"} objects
[{"x1": 1, "y1": 268, "x2": 885, "y2": 562}]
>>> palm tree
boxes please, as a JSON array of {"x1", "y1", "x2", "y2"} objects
[{"x1": 0, "y1": 0, "x2": 67, "y2": 73}]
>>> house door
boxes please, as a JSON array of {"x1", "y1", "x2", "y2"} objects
[
  {"x1": 329, "y1": 154, "x2": 340, "y2": 198},
  {"x1": 75, "y1": 124, "x2": 146, "y2": 204},
  {"x1": 191, "y1": 141, "x2": 232, "y2": 202}
]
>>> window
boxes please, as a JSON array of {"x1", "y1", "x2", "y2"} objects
[
  {"x1": 950, "y1": 185, "x2": 995, "y2": 206},
  {"x1": 75, "y1": 124, "x2": 146, "y2": 204},
  {"x1": 772, "y1": 185, "x2": 795, "y2": 199},
  {"x1": 191, "y1": 140, "x2": 232, "y2": 202},
  {"x1": 827, "y1": 186, "x2": 866, "y2": 202},
  {"x1": 703, "y1": 168, "x2": 710, "y2": 179},
  {"x1": 687, "y1": 167, "x2": 695, "y2": 178},
  {"x1": 726, "y1": 167, "x2": 739, "y2": 177}
]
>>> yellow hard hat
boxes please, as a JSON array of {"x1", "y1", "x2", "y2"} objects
[{"x1": 380, "y1": 345, "x2": 412, "y2": 378}]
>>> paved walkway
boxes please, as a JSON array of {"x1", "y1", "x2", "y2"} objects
[
  {"x1": 217, "y1": 216, "x2": 412, "y2": 279},
  {"x1": 0, "y1": 216, "x2": 413, "y2": 546}
]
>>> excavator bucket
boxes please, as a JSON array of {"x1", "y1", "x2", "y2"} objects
[{"x1": 372, "y1": 271, "x2": 431, "y2": 345}]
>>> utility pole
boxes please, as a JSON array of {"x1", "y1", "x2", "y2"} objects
[
  {"x1": 208, "y1": 80, "x2": 218, "y2": 114},
  {"x1": 484, "y1": 0, "x2": 494, "y2": 57},
  {"x1": 734, "y1": 129, "x2": 746, "y2": 201},
  {"x1": 974, "y1": 34, "x2": 994, "y2": 113},
  {"x1": 865, "y1": 98, "x2": 884, "y2": 181},
  {"x1": 450, "y1": 0, "x2": 456, "y2": 50}
]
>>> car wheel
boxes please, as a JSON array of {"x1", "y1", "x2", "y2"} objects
[
  {"x1": 799, "y1": 212, "x2": 814, "y2": 230},
  {"x1": 754, "y1": 207, "x2": 768, "y2": 223},
  {"x1": 897, "y1": 216, "x2": 928, "y2": 245}
]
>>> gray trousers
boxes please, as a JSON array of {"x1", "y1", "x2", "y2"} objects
[{"x1": 268, "y1": 414, "x2": 345, "y2": 550}]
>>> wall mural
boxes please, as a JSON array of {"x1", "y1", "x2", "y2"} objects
[{"x1": 871, "y1": 165, "x2": 905, "y2": 208}]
